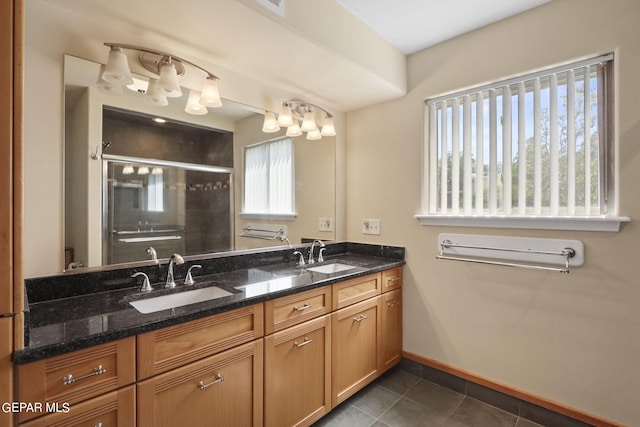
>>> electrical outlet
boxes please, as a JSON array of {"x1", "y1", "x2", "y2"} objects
[
  {"x1": 319, "y1": 217, "x2": 332, "y2": 232},
  {"x1": 361, "y1": 218, "x2": 381, "y2": 235}
]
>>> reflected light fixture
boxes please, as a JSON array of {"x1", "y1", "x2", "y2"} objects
[
  {"x1": 99, "y1": 43, "x2": 222, "y2": 115},
  {"x1": 122, "y1": 164, "x2": 134, "y2": 175},
  {"x1": 264, "y1": 100, "x2": 336, "y2": 140}
]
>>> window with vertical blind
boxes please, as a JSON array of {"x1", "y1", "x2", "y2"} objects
[
  {"x1": 417, "y1": 54, "x2": 628, "y2": 232},
  {"x1": 243, "y1": 137, "x2": 295, "y2": 217}
]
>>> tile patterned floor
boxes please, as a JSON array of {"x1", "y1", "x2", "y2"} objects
[{"x1": 313, "y1": 368, "x2": 546, "y2": 427}]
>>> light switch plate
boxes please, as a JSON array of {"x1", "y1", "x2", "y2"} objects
[
  {"x1": 319, "y1": 217, "x2": 333, "y2": 232},
  {"x1": 362, "y1": 218, "x2": 381, "y2": 235}
]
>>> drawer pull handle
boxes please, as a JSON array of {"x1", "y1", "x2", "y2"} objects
[
  {"x1": 198, "y1": 374, "x2": 224, "y2": 390},
  {"x1": 293, "y1": 303, "x2": 312, "y2": 312},
  {"x1": 294, "y1": 337, "x2": 313, "y2": 348},
  {"x1": 95, "y1": 423, "x2": 103, "y2": 427},
  {"x1": 353, "y1": 314, "x2": 368, "y2": 322},
  {"x1": 386, "y1": 276, "x2": 400, "y2": 286},
  {"x1": 62, "y1": 365, "x2": 107, "y2": 386},
  {"x1": 387, "y1": 301, "x2": 400, "y2": 307}
]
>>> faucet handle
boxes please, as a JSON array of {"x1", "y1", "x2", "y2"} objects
[
  {"x1": 132, "y1": 272, "x2": 152, "y2": 292},
  {"x1": 184, "y1": 265, "x2": 202, "y2": 285},
  {"x1": 293, "y1": 250, "x2": 305, "y2": 266},
  {"x1": 318, "y1": 247, "x2": 326, "y2": 263}
]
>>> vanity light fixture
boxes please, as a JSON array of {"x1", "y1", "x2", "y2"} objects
[
  {"x1": 98, "y1": 43, "x2": 222, "y2": 115},
  {"x1": 263, "y1": 100, "x2": 336, "y2": 140}
]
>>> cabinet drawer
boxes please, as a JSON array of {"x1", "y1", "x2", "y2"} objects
[
  {"x1": 137, "y1": 303, "x2": 264, "y2": 379},
  {"x1": 20, "y1": 385, "x2": 135, "y2": 427},
  {"x1": 137, "y1": 339, "x2": 264, "y2": 427},
  {"x1": 381, "y1": 267, "x2": 402, "y2": 292},
  {"x1": 265, "y1": 286, "x2": 331, "y2": 334},
  {"x1": 16, "y1": 337, "x2": 136, "y2": 423},
  {"x1": 332, "y1": 273, "x2": 381, "y2": 310}
]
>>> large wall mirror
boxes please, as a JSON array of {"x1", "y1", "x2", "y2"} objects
[{"x1": 64, "y1": 55, "x2": 336, "y2": 271}]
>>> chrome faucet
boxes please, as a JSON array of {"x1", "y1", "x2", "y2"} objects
[
  {"x1": 166, "y1": 253, "x2": 184, "y2": 288},
  {"x1": 131, "y1": 272, "x2": 152, "y2": 292},
  {"x1": 293, "y1": 250, "x2": 305, "y2": 266},
  {"x1": 184, "y1": 264, "x2": 202, "y2": 285},
  {"x1": 145, "y1": 247, "x2": 158, "y2": 263},
  {"x1": 308, "y1": 240, "x2": 325, "y2": 264}
]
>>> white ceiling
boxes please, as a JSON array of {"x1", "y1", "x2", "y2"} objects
[{"x1": 335, "y1": 0, "x2": 552, "y2": 54}]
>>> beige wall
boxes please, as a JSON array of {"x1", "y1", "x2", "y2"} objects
[{"x1": 345, "y1": 1, "x2": 640, "y2": 425}]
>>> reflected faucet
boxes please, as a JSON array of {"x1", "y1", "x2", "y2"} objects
[
  {"x1": 308, "y1": 240, "x2": 325, "y2": 264},
  {"x1": 146, "y1": 247, "x2": 158, "y2": 263},
  {"x1": 166, "y1": 253, "x2": 185, "y2": 288}
]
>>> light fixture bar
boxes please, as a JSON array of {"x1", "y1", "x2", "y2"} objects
[{"x1": 104, "y1": 43, "x2": 220, "y2": 80}]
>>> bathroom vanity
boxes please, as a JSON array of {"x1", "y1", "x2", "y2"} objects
[{"x1": 14, "y1": 242, "x2": 404, "y2": 426}]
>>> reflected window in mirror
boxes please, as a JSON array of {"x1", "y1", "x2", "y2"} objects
[{"x1": 243, "y1": 137, "x2": 295, "y2": 216}]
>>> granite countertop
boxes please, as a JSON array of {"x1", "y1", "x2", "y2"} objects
[{"x1": 15, "y1": 243, "x2": 404, "y2": 364}]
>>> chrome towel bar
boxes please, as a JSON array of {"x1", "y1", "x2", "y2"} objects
[{"x1": 436, "y1": 235, "x2": 581, "y2": 274}]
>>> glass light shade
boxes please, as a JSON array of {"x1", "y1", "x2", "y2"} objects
[
  {"x1": 262, "y1": 111, "x2": 281, "y2": 133},
  {"x1": 286, "y1": 123, "x2": 302, "y2": 137},
  {"x1": 199, "y1": 77, "x2": 222, "y2": 108},
  {"x1": 185, "y1": 90, "x2": 208, "y2": 115},
  {"x1": 320, "y1": 115, "x2": 336, "y2": 136},
  {"x1": 144, "y1": 79, "x2": 168, "y2": 106},
  {"x1": 306, "y1": 128, "x2": 322, "y2": 140},
  {"x1": 122, "y1": 164, "x2": 134, "y2": 175},
  {"x1": 137, "y1": 166, "x2": 150, "y2": 175},
  {"x1": 157, "y1": 61, "x2": 182, "y2": 98},
  {"x1": 151, "y1": 167, "x2": 163, "y2": 175},
  {"x1": 96, "y1": 77, "x2": 124, "y2": 95},
  {"x1": 300, "y1": 110, "x2": 317, "y2": 132},
  {"x1": 102, "y1": 46, "x2": 134, "y2": 86},
  {"x1": 277, "y1": 104, "x2": 294, "y2": 127}
]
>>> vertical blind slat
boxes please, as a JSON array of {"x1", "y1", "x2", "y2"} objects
[
  {"x1": 533, "y1": 78, "x2": 542, "y2": 215},
  {"x1": 428, "y1": 103, "x2": 438, "y2": 213},
  {"x1": 475, "y1": 93, "x2": 484, "y2": 214},
  {"x1": 517, "y1": 82, "x2": 526, "y2": 215},
  {"x1": 488, "y1": 89, "x2": 497, "y2": 214},
  {"x1": 502, "y1": 85, "x2": 512, "y2": 215},
  {"x1": 451, "y1": 98, "x2": 460, "y2": 214},
  {"x1": 567, "y1": 70, "x2": 576, "y2": 215},
  {"x1": 584, "y1": 66, "x2": 592, "y2": 214},
  {"x1": 440, "y1": 102, "x2": 448, "y2": 214},
  {"x1": 550, "y1": 74, "x2": 559, "y2": 215},
  {"x1": 463, "y1": 96, "x2": 472, "y2": 214}
]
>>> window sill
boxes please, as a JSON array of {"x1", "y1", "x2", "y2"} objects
[
  {"x1": 239, "y1": 212, "x2": 298, "y2": 221},
  {"x1": 414, "y1": 214, "x2": 630, "y2": 232}
]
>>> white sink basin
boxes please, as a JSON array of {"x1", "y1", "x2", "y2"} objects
[
  {"x1": 306, "y1": 262, "x2": 357, "y2": 274},
  {"x1": 129, "y1": 286, "x2": 233, "y2": 314}
]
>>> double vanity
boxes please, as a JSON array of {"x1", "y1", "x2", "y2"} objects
[{"x1": 14, "y1": 242, "x2": 404, "y2": 426}]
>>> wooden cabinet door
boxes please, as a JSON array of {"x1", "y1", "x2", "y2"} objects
[
  {"x1": 380, "y1": 289, "x2": 402, "y2": 373},
  {"x1": 331, "y1": 296, "x2": 381, "y2": 407},
  {"x1": 264, "y1": 315, "x2": 331, "y2": 427},
  {"x1": 137, "y1": 339, "x2": 263, "y2": 427}
]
